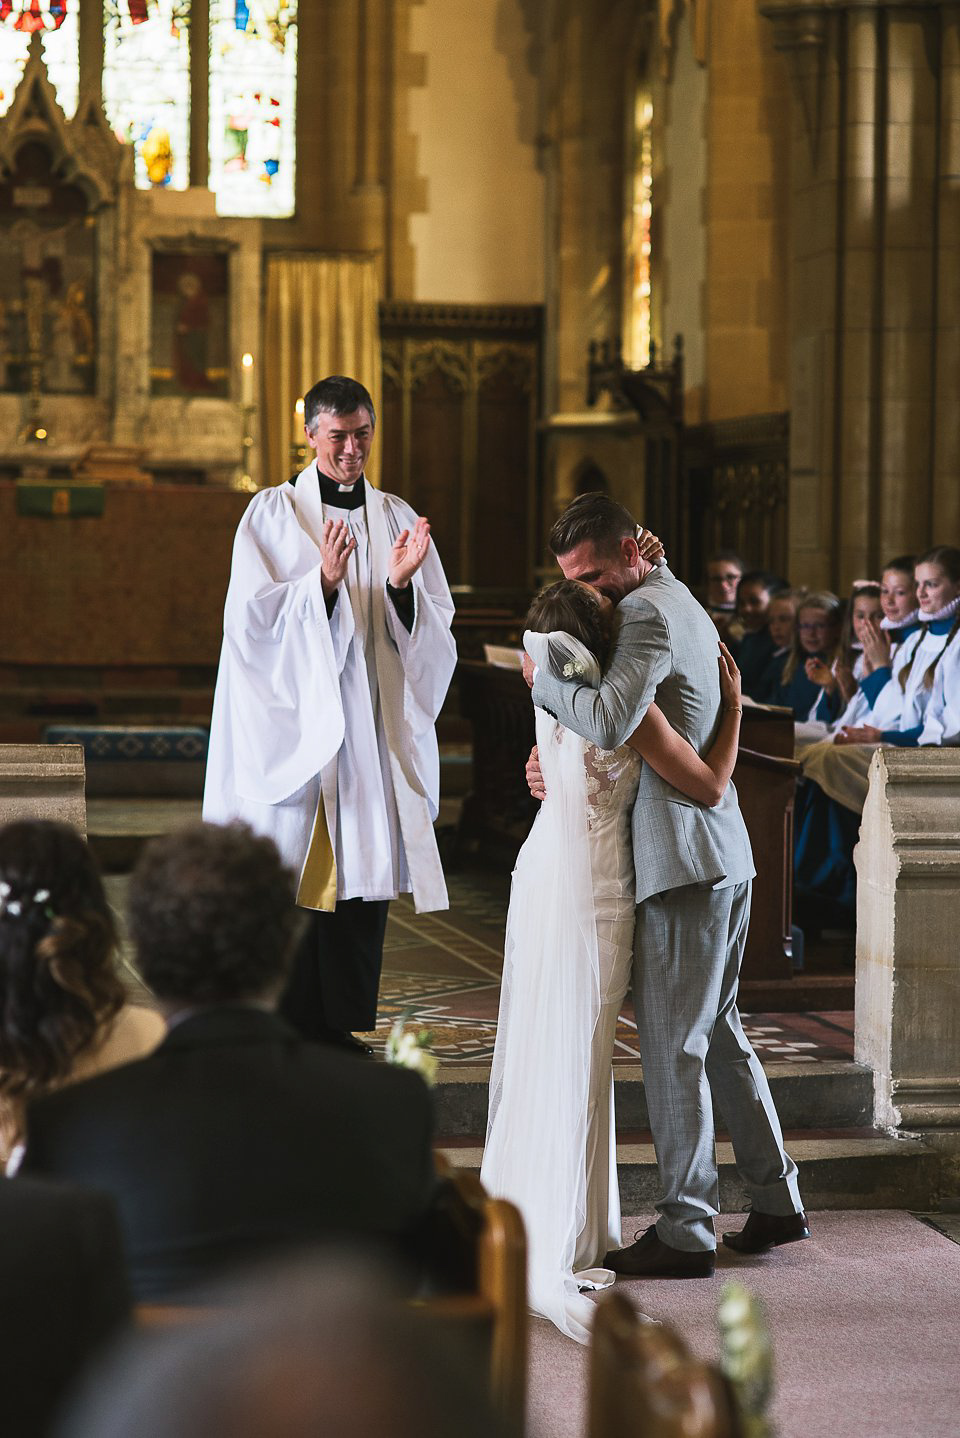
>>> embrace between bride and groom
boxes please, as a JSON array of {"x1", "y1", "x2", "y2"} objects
[{"x1": 480, "y1": 492, "x2": 810, "y2": 1344}]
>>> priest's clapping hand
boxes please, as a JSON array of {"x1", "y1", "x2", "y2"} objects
[
  {"x1": 319, "y1": 518, "x2": 358, "y2": 599},
  {"x1": 389, "y1": 516, "x2": 432, "y2": 589}
]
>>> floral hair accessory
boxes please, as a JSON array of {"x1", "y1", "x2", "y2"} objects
[
  {"x1": 0, "y1": 881, "x2": 56, "y2": 922},
  {"x1": 562, "y1": 659, "x2": 585, "y2": 679}
]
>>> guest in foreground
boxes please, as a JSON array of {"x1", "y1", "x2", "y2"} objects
[
  {"x1": 20, "y1": 822, "x2": 437, "y2": 1301},
  {"x1": 0, "y1": 819, "x2": 163, "y2": 1172},
  {"x1": 0, "y1": 1177, "x2": 130, "y2": 1438},
  {"x1": 63, "y1": 1257, "x2": 514, "y2": 1438}
]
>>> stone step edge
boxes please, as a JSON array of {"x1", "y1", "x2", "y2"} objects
[
  {"x1": 437, "y1": 1135, "x2": 932, "y2": 1169},
  {"x1": 431, "y1": 1059, "x2": 866, "y2": 1085}
]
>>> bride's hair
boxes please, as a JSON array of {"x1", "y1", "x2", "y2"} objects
[{"x1": 525, "y1": 580, "x2": 611, "y2": 668}]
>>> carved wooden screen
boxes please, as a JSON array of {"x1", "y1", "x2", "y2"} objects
[
  {"x1": 682, "y1": 413, "x2": 790, "y2": 585},
  {"x1": 380, "y1": 303, "x2": 542, "y2": 589}
]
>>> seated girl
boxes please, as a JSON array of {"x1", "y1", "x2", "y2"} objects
[{"x1": 764, "y1": 591, "x2": 844, "y2": 725}]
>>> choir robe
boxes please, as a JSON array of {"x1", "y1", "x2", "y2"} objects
[{"x1": 203, "y1": 465, "x2": 457, "y2": 915}]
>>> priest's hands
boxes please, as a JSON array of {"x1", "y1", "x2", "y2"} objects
[
  {"x1": 320, "y1": 518, "x2": 357, "y2": 600},
  {"x1": 389, "y1": 516, "x2": 432, "y2": 588}
]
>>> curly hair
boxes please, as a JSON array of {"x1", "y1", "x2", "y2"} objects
[
  {"x1": 0, "y1": 820, "x2": 123, "y2": 1101},
  {"x1": 128, "y1": 823, "x2": 299, "y2": 1004},
  {"x1": 525, "y1": 579, "x2": 612, "y2": 670}
]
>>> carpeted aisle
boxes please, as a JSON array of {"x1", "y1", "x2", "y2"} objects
[{"x1": 526, "y1": 1210, "x2": 960, "y2": 1438}]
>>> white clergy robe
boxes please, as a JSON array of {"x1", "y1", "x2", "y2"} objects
[{"x1": 203, "y1": 464, "x2": 457, "y2": 913}]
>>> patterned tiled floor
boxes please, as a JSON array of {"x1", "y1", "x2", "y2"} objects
[
  {"x1": 361, "y1": 871, "x2": 856, "y2": 1067},
  {"x1": 97, "y1": 804, "x2": 856, "y2": 1070}
]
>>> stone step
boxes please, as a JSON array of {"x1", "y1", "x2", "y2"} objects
[
  {"x1": 434, "y1": 1060, "x2": 873, "y2": 1138},
  {"x1": 437, "y1": 1134, "x2": 942, "y2": 1212}
]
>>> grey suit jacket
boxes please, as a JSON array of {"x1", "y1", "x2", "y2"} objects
[{"x1": 532, "y1": 565, "x2": 755, "y2": 903}]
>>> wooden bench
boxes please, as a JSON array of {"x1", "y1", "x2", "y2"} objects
[
  {"x1": 136, "y1": 1169, "x2": 527, "y2": 1430},
  {"x1": 589, "y1": 1292, "x2": 742, "y2": 1438}
]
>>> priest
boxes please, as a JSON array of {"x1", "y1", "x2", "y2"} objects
[{"x1": 203, "y1": 375, "x2": 456, "y2": 1054}]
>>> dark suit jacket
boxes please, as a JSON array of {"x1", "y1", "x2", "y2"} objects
[
  {"x1": 21, "y1": 1008, "x2": 437, "y2": 1302},
  {"x1": 0, "y1": 1177, "x2": 131, "y2": 1437}
]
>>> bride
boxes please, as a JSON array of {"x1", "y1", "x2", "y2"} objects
[{"x1": 480, "y1": 579, "x2": 743, "y2": 1343}]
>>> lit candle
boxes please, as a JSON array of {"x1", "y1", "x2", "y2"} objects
[
  {"x1": 294, "y1": 395, "x2": 305, "y2": 446},
  {"x1": 241, "y1": 352, "x2": 254, "y2": 407}
]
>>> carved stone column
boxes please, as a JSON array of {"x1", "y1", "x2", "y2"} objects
[
  {"x1": 855, "y1": 748, "x2": 960, "y2": 1136},
  {"x1": 761, "y1": 1, "x2": 956, "y2": 589}
]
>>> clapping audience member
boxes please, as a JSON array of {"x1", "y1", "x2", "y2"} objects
[
  {"x1": 733, "y1": 569, "x2": 789, "y2": 700},
  {"x1": 765, "y1": 591, "x2": 844, "y2": 724},
  {"x1": 705, "y1": 550, "x2": 745, "y2": 641},
  {"x1": 0, "y1": 1177, "x2": 130, "y2": 1438},
  {"x1": 63, "y1": 1259, "x2": 514, "y2": 1438},
  {"x1": 20, "y1": 822, "x2": 438, "y2": 1301},
  {"x1": 0, "y1": 820, "x2": 163, "y2": 1172}
]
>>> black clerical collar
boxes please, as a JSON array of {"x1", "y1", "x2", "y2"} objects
[{"x1": 316, "y1": 467, "x2": 366, "y2": 509}]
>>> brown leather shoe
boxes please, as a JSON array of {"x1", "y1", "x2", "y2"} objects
[
  {"x1": 603, "y1": 1225, "x2": 716, "y2": 1278},
  {"x1": 722, "y1": 1210, "x2": 810, "y2": 1254}
]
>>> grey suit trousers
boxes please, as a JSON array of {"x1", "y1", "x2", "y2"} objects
[{"x1": 633, "y1": 880, "x2": 802, "y2": 1251}]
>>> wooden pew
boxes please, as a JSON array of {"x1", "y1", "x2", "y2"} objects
[
  {"x1": 136, "y1": 1169, "x2": 527, "y2": 1431},
  {"x1": 589, "y1": 1292, "x2": 742, "y2": 1438},
  {"x1": 734, "y1": 704, "x2": 801, "y2": 985}
]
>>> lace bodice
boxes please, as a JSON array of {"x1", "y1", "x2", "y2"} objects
[{"x1": 583, "y1": 739, "x2": 642, "y2": 832}]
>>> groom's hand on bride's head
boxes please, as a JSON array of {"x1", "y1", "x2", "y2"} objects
[{"x1": 525, "y1": 745, "x2": 546, "y2": 801}]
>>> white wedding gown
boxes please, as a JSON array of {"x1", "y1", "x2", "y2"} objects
[{"x1": 481, "y1": 702, "x2": 641, "y2": 1344}]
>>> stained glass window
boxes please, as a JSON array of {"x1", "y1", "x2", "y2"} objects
[
  {"x1": 0, "y1": 1, "x2": 78, "y2": 118},
  {"x1": 626, "y1": 90, "x2": 653, "y2": 369},
  {"x1": 102, "y1": 0, "x2": 191, "y2": 191},
  {"x1": 208, "y1": 0, "x2": 297, "y2": 218}
]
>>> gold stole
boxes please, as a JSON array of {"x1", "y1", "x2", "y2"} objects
[{"x1": 296, "y1": 796, "x2": 337, "y2": 911}]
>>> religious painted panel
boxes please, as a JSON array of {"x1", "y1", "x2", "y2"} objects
[
  {"x1": 0, "y1": 137, "x2": 96, "y2": 395},
  {"x1": 150, "y1": 250, "x2": 229, "y2": 398}
]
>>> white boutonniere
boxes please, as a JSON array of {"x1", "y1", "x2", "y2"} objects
[
  {"x1": 385, "y1": 1010, "x2": 440, "y2": 1086},
  {"x1": 562, "y1": 659, "x2": 585, "y2": 679}
]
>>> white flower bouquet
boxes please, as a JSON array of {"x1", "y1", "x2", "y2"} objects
[{"x1": 385, "y1": 1010, "x2": 440, "y2": 1086}]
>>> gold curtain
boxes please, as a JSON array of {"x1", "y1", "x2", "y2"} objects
[{"x1": 263, "y1": 255, "x2": 382, "y2": 488}]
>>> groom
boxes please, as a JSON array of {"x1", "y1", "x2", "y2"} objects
[{"x1": 524, "y1": 493, "x2": 807, "y2": 1276}]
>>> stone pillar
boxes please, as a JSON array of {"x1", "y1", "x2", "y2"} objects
[
  {"x1": 0, "y1": 745, "x2": 86, "y2": 837},
  {"x1": 761, "y1": 0, "x2": 956, "y2": 590},
  {"x1": 934, "y1": 6, "x2": 960, "y2": 540},
  {"x1": 855, "y1": 748, "x2": 960, "y2": 1133}
]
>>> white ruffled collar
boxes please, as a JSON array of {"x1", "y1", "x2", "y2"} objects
[
  {"x1": 917, "y1": 592, "x2": 960, "y2": 625},
  {"x1": 880, "y1": 607, "x2": 920, "y2": 632}
]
